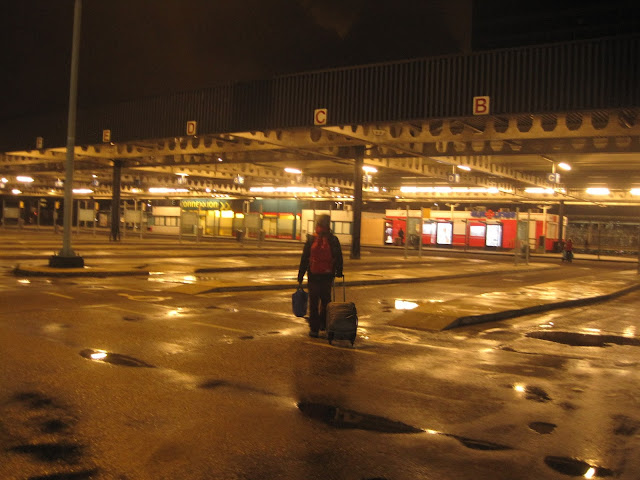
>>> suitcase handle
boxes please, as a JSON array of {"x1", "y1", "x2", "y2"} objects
[{"x1": 332, "y1": 275, "x2": 346, "y2": 302}]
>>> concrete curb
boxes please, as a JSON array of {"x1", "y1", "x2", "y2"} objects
[
  {"x1": 13, "y1": 264, "x2": 150, "y2": 277},
  {"x1": 179, "y1": 265, "x2": 558, "y2": 294},
  {"x1": 444, "y1": 282, "x2": 640, "y2": 330}
]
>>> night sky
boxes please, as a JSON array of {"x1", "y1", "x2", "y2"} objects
[
  {"x1": 1, "y1": 0, "x2": 470, "y2": 121},
  {"x1": 3, "y1": 0, "x2": 637, "y2": 123}
]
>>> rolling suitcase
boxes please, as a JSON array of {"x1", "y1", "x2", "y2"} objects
[{"x1": 326, "y1": 276, "x2": 358, "y2": 346}]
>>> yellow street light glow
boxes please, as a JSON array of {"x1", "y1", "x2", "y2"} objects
[
  {"x1": 586, "y1": 187, "x2": 610, "y2": 195},
  {"x1": 73, "y1": 188, "x2": 93, "y2": 194},
  {"x1": 558, "y1": 162, "x2": 572, "y2": 171},
  {"x1": 16, "y1": 176, "x2": 34, "y2": 182},
  {"x1": 1, "y1": 178, "x2": 8, "y2": 183},
  {"x1": 630, "y1": 188, "x2": 640, "y2": 195},
  {"x1": 457, "y1": 165, "x2": 471, "y2": 171},
  {"x1": 362, "y1": 166, "x2": 378, "y2": 173},
  {"x1": 284, "y1": 167, "x2": 302, "y2": 174}
]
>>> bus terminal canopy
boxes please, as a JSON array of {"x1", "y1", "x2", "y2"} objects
[{"x1": 1, "y1": 35, "x2": 639, "y2": 208}]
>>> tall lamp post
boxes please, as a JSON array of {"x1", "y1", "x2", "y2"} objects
[{"x1": 49, "y1": 0, "x2": 84, "y2": 268}]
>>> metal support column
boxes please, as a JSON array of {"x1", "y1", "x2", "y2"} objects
[
  {"x1": 110, "y1": 160, "x2": 122, "y2": 241},
  {"x1": 350, "y1": 146, "x2": 364, "y2": 260},
  {"x1": 557, "y1": 200, "x2": 565, "y2": 246},
  {"x1": 49, "y1": 0, "x2": 84, "y2": 268}
]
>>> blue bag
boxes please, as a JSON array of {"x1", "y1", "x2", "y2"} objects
[{"x1": 292, "y1": 286, "x2": 308, "y2": 317}]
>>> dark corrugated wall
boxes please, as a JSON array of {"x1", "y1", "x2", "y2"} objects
[{"x1": 1, "y1": 35, "x2": 638, "y2": 152}]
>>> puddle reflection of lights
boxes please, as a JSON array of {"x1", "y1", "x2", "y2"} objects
[
  {"x1": 513, "y1": 384, "x2": 526, "y2": 393},
  {"x1": 182, "y1": 275, "x2": 197, "y2": 283},
  {"x1": 17, "y1": 279, "x2": 31, "y2": 284},
  {"x1": 395, "y1": 300, "x2": 419, "y2": 310},
  {"x1": 539, "y1": 322, "x2": 555, "y2": 328},
  {"x1": 167, "y1": 308, "x2": 183, "y2": 317},
  {"x1": 584, "y1": 328, "x2": 601, "y2": 333},
  {"x1": 623, "y1": 326, "x2": 636, "y2": 337},
  {"x1": 90, "y1": 350, "x2": 108, "y2": 360},
  {"x1": 584, "y1": 467, "x2": 596, "y2": 479}
]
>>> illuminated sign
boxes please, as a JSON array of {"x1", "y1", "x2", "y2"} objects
[
  {"x1": 180, "y1": 199, "x2": 231, "y2": 211},
  {"x1": 470, "y1": 209, "x2": 516, "y2": 219}
]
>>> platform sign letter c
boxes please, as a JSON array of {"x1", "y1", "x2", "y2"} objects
[
  {"x1": 314, "y1": 108, "x2": 327, "y2": 126},
  {"x1": 473, "y1": 96, "x2": 490, "y2": 115}
]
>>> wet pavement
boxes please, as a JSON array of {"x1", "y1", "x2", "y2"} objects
[{"x1": 2, "y1": 229, "x2": 640, "y2": 479}]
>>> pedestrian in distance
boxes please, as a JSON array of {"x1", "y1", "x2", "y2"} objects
[
  {"x1": 562, "y1": 238, "x2": 574, "y2": 263},
  {"x1": 297, "y1": 214, "x2": 343, "y2": 338}
]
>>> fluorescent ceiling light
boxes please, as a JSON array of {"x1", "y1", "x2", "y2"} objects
[
  {"x1": 73, "y1": 188, "x2": 93, "y2": 194},
  {"x1": 250, "y1": 186, "x2": 318, "y2": 193},
  {"x1": 557, "y1": 162, "x2": 571, "y2": 171},
  {"x1": 284, "y1": 167, "x2": 302, "y2": 174},
  {"x1": 148, "y1": 187, "x2": 189, "y2": 193},
  {"x1": 16, "y1": 176, "x2": 34, "y2": 183},
  {"x1": 12, "y1": 189, "x2": 22, "y2": 194},
  {"x1": 362, "y1": 166, "x2": 378, "y2": 173},
  {"x1": 525, "y1": 188, "x2": 554, "y2": 194},
  {"x1": 457, "y1": 165, "x2": 471, "y2": 171},
  {"x1": 1, "y1": 178, "x2": 7, "y2": 183},
  {"x1": 630, "y1": 188, "x2": 640, "y2": 195},
  {"x1": 400, "y1": 186, "x2": 501, "y2": 194},
  {"x1": 586, "y1": 187, "x2": 610, "y2": 195},
  {"x1": 175, "y1": 172, "x2": 189, "y2": 177}
]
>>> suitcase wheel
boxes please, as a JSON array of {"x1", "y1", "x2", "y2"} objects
[{"x1": 328, "y1": 332, "x2": 334, "y2": 345}]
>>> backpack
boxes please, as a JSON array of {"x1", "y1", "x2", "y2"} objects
[{"x1": 309, "y1": 235, "x2": 334, "y2": 274}]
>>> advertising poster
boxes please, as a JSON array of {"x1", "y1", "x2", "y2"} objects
[
  {"x1": 436, "y1": 222, "x2": 452, "y2": 245},
  {"x1": 486, "y1": 224, "x2": 502, "y2": 247}
]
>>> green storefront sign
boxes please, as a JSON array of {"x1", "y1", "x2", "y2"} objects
[{"x1": 180, "y1": 199, "x2": 232, "y2": 211}]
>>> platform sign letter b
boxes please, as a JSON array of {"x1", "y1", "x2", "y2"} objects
[{"x1": 473, "y1": 96, "x2": 490, "y2": 115}]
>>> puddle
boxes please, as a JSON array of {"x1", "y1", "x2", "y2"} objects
[
  {"x1": 544, "y1": 456, "x2": 614, "y2": 477},
  {"x1": 612, "y1": 415, "x2": 640, "y2": 436},
  {"x1": 29, "y1": 470, "x2": 99, "y2": 480},
  {"x1": 13, "y1": 391, "x2": 56, "y2": 409},
  {"x1": 80, "y1": 349, "x2": 155, "y2": 368},
  {"x1": 123, "y1": 315, "x2": 144, "y2": 322},
  {"x1": 527, "y1": 331, "x2": 640, "y2": 347},
  {"x1": 297, "y1": 402, "x2": 423, "y2": 434},
  {"x1": 513, "y1": 384, "x2": 552, "y2": 402},
  {"x1": 199, "y1": 379, "x2": 275, "y2": 396},
  {"x1": 9, "y1": 442, "x2": 83, "y2": 463},
  {"x1": 41, "y1": 419, "x2": 72, "y2": 434},
  {"x1": 529, "y1": 422, "x2": 556, "y2": 434}
]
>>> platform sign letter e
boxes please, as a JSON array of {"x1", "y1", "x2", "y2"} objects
[{"x1": 473, "y1": 96, "x2": 490, "y2": 116}]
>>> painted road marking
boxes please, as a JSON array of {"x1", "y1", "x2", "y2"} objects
[
  {"x1": 117, "y1": 293, "x2": 171, "y2": 302},
  {"x1": 305, "y1": 341, "x2": 376, "y2": 355},
  {"x1": 45, "y1": 292, "x2": 74, "y2": 300},
  {"x1": 190, "y1": 321, "x2": 247, "y2": 333}
]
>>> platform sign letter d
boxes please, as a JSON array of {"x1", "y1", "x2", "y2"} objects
[{"x1": 473, "y1": 96, "x2": 490, "y2": 115}]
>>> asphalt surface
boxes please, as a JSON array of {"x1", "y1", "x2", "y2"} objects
[
  {"x1": 3, "y1": 228, "x2": 640, "y2": 479},
  {"x1": 10, "y1": 228, "x2": 640, "y2": 331}
]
